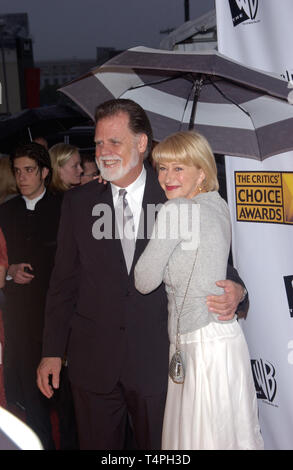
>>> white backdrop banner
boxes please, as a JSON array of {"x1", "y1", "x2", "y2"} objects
[{"x1": 216, "y1": 0, "x2": 293, "y2": 450}]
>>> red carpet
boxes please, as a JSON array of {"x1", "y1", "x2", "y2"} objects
[{"x1": 0, "y1": 309, "x2": 60, "y2": 449}]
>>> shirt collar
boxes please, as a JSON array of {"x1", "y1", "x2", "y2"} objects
[
  {"x1": 22, "y1": 188, "x2": 46, "y2": 211},
  {"x1": 110, "y1": 166, "x2": 146, "y2": 201}
]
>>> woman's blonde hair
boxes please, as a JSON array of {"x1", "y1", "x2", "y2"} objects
[
  {"x1": 49, "y1": 143, "x2": 79, "y2": 192},
  {"x1": 0, "y1": 155, "x2": 17, "y2": 204},
  {"x1": 152, "y1": 131, "x2": 219, "y2": 192}
]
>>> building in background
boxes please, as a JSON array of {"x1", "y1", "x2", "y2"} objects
[
  {"x1": 0, "y1": 13, "x2": 37, "y2": 114},
  {"x1": 36, "y1": 58, "x2": 96, "y2": 105},
  {"x1": 36, "y1": 59, "x2": 96, "y2": 90},
  {"x1": 36, "y1": 46, "x2": 122, "y2": 106}
]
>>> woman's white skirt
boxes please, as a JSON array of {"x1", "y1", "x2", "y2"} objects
[{"x1": 162, "y1": 320, "x2": 264, "y2": 450}]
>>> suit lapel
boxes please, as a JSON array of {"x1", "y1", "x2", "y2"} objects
[{"x1": 97, "y1": 182, "x2": 126, "y2": 266}]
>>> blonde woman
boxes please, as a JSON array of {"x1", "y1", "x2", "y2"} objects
[
  {"x1": 135, "y1": 131, "x2": 263, "y2": 450},
  {"x1": 49, "y1": 143, "x2": 83, "y2": 192},
  {"x1": 0, "y1": 155, "x2": 17, "y2": 204}
]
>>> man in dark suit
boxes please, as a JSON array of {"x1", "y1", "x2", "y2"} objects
[{"x1": 37, "y1": 99, "x2": 247, "y2": 450}]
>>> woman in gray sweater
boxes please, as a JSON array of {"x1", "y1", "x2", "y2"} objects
[{"x1": 134, "y1": 131, "x2": 263, "y2": 450}]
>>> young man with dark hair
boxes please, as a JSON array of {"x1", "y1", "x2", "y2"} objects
[{"x1": 0, "y1": 143, "x2": 76, "y2": 449}]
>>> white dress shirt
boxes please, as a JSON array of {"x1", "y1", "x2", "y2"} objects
[
  {"x1": 111, "y1": 166, "x2": 146, "y2": 240},
  {"x1": 22, "y1": 188, "x2": 46, "y2": 210}
]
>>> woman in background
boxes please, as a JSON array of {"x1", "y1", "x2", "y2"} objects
[
  {"x1": 135, "y1": 131, "x2": 263, "y2": 450},
  {"x1": 49, "y1": 143, "x2": 83, "y2": 192},
  {"x1": 0, "y1": 156, "x2": 17, "y2": 205}
]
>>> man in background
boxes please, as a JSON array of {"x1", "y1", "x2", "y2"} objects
[
  {"x1": 0, "y1": 143, "x2": 77, "y2": 449},
  {"x1": 80, "y1": 153, "x2": 99, "y2": 185}
]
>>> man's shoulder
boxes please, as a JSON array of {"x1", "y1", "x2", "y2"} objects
[
  {"x1": 0, "y1": 195, "x2": 22, "y2": 214},
  {"x1": 36, "y1": 191, "x2": 64, "y2": 216},
  {"x1": 0, "y1": 196, "x2": 22, "y2": 232},
  {"x1": 64, "y1": 180, "x2": 107, "y2": 204}
]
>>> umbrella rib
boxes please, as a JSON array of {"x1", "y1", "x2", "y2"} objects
[
  {"x1": 56, "y1": 120, "x2": 68, "y2": 130},
  {"x1": 180, "y1": 80, "x2": 196, "y2": 131},
  {"x1": 209, "y1": 78, "x2": 251, "y2": 117},
  {"x1": 128, "y1": 72, "x2": 191, "y2": 91},
  {"x1": 27, "y1": 127, "x2": 33, "y2": 142},
  {"x1": 209, "y1": 78, "x2": 263, "y2": 158}
]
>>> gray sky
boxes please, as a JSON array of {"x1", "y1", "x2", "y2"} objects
[{"x1": 0, "y1": 0, "x2": 215, "y2": 60}]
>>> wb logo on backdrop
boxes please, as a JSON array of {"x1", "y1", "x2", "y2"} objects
[
  {"x1": 284, "y1": 275, "x2": 293, "y2": 317},
  {"x1": 229, "y1": 0, "x2": 259, "y2": 26},
  {"x1": 251, "y1": 359, "x2": 277, "y2": 403}
]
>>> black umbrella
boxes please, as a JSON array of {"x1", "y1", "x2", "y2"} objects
[
  {"x1": 0, "y1": 104, "x2": 92, "y2": 153},
  {"x1": 59, "y1": 47, "x2": 293, "y2": 160}
]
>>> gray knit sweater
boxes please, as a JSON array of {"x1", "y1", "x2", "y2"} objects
[{"x1": 134, "y1": 191, "x2": 233, "y2": 340}]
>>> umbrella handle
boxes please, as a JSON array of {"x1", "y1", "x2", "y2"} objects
[{"x1": 188, "y1": 76, "x2": 203, "y2": 130}]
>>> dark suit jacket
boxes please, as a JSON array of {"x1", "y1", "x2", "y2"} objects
[
  {"x1": 42, "y1": 163, "x2": 245, "y2": 396},
  {"x1": 0, "y1": 191, "x2": 63, "y2": 341},
  {"x1": 0, "y1": 191, "x2": 62, "y2": 402}
]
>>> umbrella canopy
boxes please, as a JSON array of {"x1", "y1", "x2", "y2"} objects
[
  {"x1": 0, "y1": 104, "x2": 91, "y2": 153},
  {"x1": 59, "y1": 46, "x2": 293, "y2": 160}
]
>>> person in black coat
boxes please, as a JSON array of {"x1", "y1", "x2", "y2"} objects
[
  {"x1": 0, "y1": 143, "x2": 76, "y2": 449},
  {"x1": 37, "y1": 100, "x2": 248, "y2": 450}
]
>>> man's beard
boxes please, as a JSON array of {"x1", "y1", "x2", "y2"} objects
[{"x1": 96, "y1": 148, "x2": 140, "y2": 183}]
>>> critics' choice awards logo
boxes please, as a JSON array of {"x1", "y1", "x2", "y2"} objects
[
  {"x1": 235, "y1": 171, "x2": 293, "y2": 224},
  {"x1": 229, "y1": 0, "x2": 259, "y2": 26},
  {"x1": 251, "y1": 359, "x2": 277, "y2": 403}
]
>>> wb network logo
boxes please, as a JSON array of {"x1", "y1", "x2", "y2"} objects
[
  {"x1": 251, "y1": 359, "x2": 277, "y2": 403},
  {"x1": 229, "y1": 0, "x2": 259, "y2": 26},
  {"x1": 284, "y1": 275, "x2": 293, "y2": 317}
]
